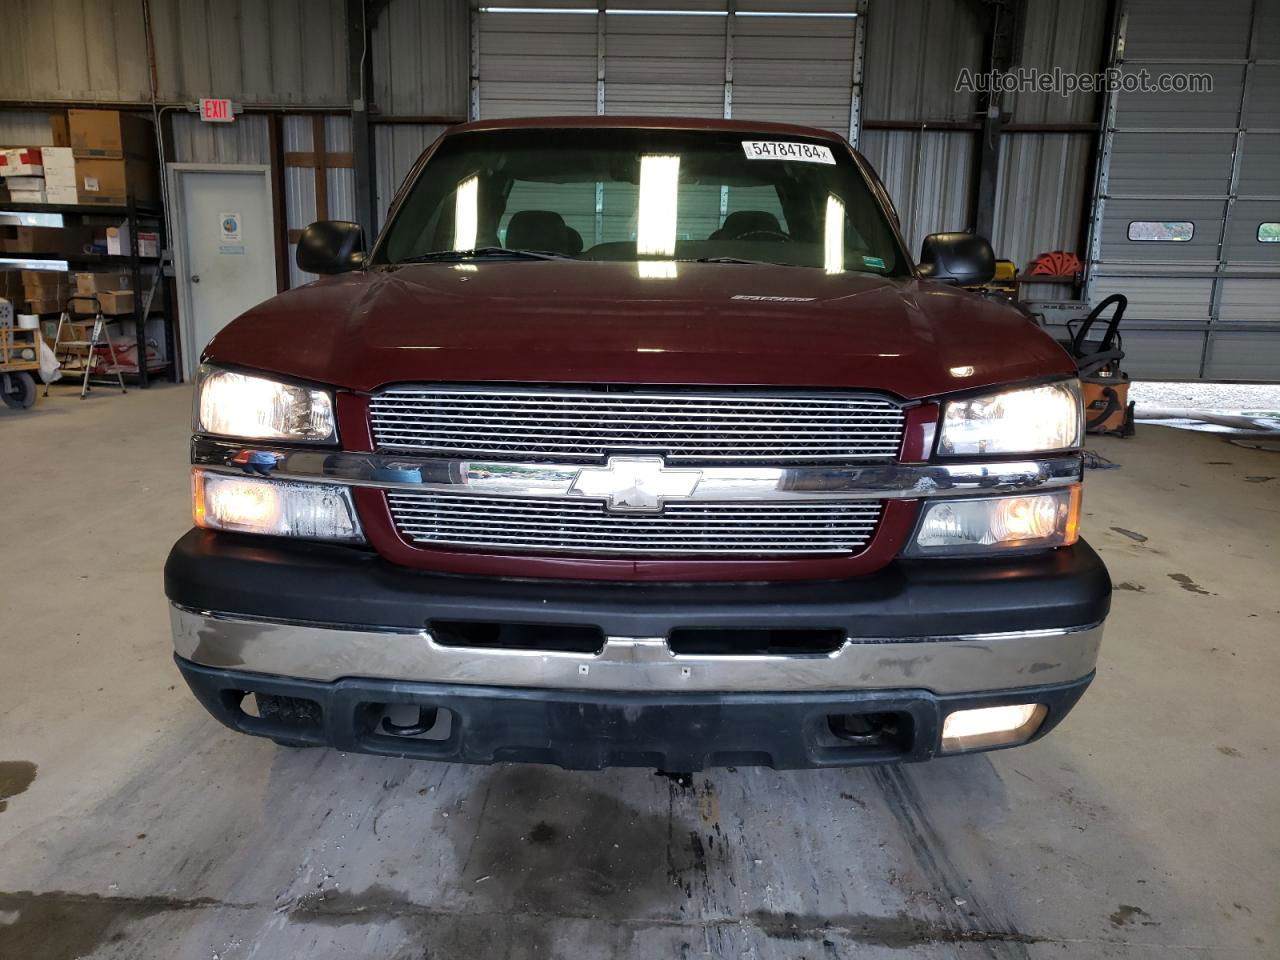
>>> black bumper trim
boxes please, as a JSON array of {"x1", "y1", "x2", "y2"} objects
[
  {"x1": 164, "y1": 530, "x2": 1111, "y2": 639},
  {"x1": 177, "y1": 656, "x2": 1094, "y2": 771}
]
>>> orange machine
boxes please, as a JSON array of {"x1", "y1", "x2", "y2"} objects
[{"x1": 1067, "y1": 294, "x2": 1134, "y2": 436}]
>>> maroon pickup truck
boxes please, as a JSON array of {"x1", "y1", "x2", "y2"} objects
[{"x1": 166, "y1": 117, "x2": 1108, "y2": 770}]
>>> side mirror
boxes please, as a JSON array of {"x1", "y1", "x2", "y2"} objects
[
  {"x1": 297, "y1": 220, "x2": 366, "y2": 275},
  {"x1": 918, "y1": 232, "x2": 995, "y2": 286}
]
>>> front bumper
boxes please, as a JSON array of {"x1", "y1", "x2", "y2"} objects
[
  {"x1": 175, "y1": 657, "x2": 1093, "y2": 770},
  {"x1": 166, "y1": 530, "x2": 1108, "y2": 768}
]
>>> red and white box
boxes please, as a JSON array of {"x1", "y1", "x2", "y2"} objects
[{"x1": 0, "y1": 147, "x2": 44, "y2": 177}]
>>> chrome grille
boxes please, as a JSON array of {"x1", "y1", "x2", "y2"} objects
[
  {"x1": 386, "y1": 492, "x2": 883, "y2": 556},
  {"x1": 369, "y1": 387, "x2": 905, "y2": 463}
]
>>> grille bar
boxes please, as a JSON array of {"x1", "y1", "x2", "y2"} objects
[
  {"x1": 370, "y1": 386, "x2": 906, "y2": 464},
  {"x1": 387, "y1": 491, "x2": 883, "y2": 556}
]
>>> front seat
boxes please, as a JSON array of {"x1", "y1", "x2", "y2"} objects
[
  {"x1": 710, "y1": 210, "x2": 784, "y2": 241},
  {"x1": 505, "y1": 210, "x2": 582, "y2": 256}
]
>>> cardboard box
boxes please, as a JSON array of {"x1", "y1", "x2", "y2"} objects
[
  {"x1": 97, "y1": 290, "x2": 135, "y2": 315},
  {"x1": 47, "y1": 186, "x2": 79, "y2": 204},
  {"x1": 21, "y1": 269, "x2": 69, "y2": 288},
  {"x1": 104, "y1": 225, "x2": 156, "y2": 258},
  {"x1": 69, "y1": 295, "x2": 99, "y2": 315},
  {"x1": 9, "y1": 190, "x2": 47, "y2": 204},
  {"x1": 75, "y1": 271, "x2": 131, "y2": 294},
  {"x1": 1, "y1": 226, "x2": 96, "y2": 257},
  {"x1": 25, "y1": 296, "x2": 65, "y2": 315},
  {"x1": 0, "y1": 147, "x2": 43, "y2": 177},
  {"x1": 75, "y1": 157, "x2": 158, "y2": 207},
  {"x1": 41, "y1": 147, "x2": 77, "y2": 187},
  {"x1": 67, "y1": 110, "x2": 157, "y2": 160},
  {"x1": 4, "y1": 176, "x2": 45, "y2": 191},
  {"x1": 50, "y1": 114, "x2": 69, "y2": 147},
  {"x1": 106, "y1": 224, "x2": 128, "y2": 256}
]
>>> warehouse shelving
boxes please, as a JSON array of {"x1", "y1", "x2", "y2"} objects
[{"x1": 3, "y1": 198, "x2": 174, "y2": 387}]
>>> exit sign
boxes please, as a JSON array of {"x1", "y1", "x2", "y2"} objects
[{"x1": 200, "y1": 98, "x2": 234, "y2": 122}]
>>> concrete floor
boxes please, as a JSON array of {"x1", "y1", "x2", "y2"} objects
[{"x1": 1, "y1": 383, "x2": 1277, "y2": 960}]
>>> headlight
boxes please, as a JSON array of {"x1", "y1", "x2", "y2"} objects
[
  {"x1": 193, "y1": 471, "x2": 363, "y2": 543},
  {"x1": 938, "y1": 380, "x2": 1082, "y2": 456},
  {"x1": 194, "y1": 365, "x2": 336, "y2": 442},
  {"x1": 903, "y1": 487, "x2": 1080, "y2": 557}
]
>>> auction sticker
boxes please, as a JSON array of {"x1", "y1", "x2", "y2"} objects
[{"x1": 741, "y1": 141, "x2": 836, "y2": 164}]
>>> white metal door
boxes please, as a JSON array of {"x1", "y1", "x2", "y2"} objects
[{"x1": 171, "y1": 166, "x2": 276, "y2": 378}]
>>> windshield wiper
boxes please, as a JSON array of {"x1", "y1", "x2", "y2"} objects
[
  {"x1": 395, "y1": 247, "x2": 574, "y2": 264},
  {"x1": 687, "y1": 256, "x2": 779, "y2": 266}
]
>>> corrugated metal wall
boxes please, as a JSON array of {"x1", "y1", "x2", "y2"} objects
[
  {"x1": 860, "y1": 129, "x2": 975, "y2": 259},
  {"x1": 170, "y1": 112, "x2": 270, "y2": 163},
  {"x1": 372, "y1": 0, "x2": 470, "y2": 117},
  {"x1": 0, "y1": 111, "x2": 57, "y2": 146},
  {"x1": 0, "y1": 0, "x2": 348, "y2": 105},
  {"x1": 857, "y1": 0, "x2": 982, "y2": 259},
  {"x1": 375, "y1": 124, "x2": 449, "y2": 230}
]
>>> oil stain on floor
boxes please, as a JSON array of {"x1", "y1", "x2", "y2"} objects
[{"x1": 0, "y1": 761, "x2": 36, "y2": 813}]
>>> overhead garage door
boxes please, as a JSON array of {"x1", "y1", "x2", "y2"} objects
[
  {"x1": 1089, "y1": 0, "x2": 1280, "y2": 380},
  {"x1": 472, "y1": 1, "x2": 861, "y2": 137},
  {"x1": 475, "y1": 5, "x2": 600, "y2": 118}
]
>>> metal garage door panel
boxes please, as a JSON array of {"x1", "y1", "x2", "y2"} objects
[
  {"x1": 731, "y1": 15, "x2": 854, "y2": 134},
  {"x1": 1122, "y1": 0, "x2": 1252, "y2": 59},
  {"x1": 1107, "y1": 132, "x2": 1237, "y2": 196},
  {"x1": 1256, "y1": 0, "x2": 1280, "y2": 58},
  {"x1": 1243, "y1": 65, "x2": 1280, "y2": 129},
  {"x1": 1224, "y1": 201, "x2": 1280, "y2": 264},
  {"x1": 1099, "y1": 198, "x2": 1224, "y2": 262},
  {"x1": 1119, "y1": 330, "x2": 1210, "y2": 378},
  {"x1": 1092, "y1": 275, "x2": 1214, "y2": 320},
  {"x1": 1220, "y1": 279, "x2": 1280, "y2": 322},
  {"x1": 1113, "y1": 64, "x2": 1244, "y2": 128},
  {"x1": 605, "y1": 13, "x2": 725, "y2": 118},
  {"x1": 1236, "y1": 134, "x2": 1280, "y2": 196},
  {"x1": 1205, "y1": 331, "x2": 1280, "y2": 379},
  {"x1": 479, "y1": 12, "x2": 599, "y2": 117}
]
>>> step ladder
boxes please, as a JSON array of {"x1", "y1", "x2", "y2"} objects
[
  {"x1": 43, "y1": 261, "x2": 168, "y2": 399},
  {"x1": 45, "y1": 296, "x2": 127, "y2": 400}
]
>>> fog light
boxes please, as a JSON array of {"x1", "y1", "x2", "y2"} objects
[{"x1": 941, "y1": 703, "x2": 1047, "y2": 753}]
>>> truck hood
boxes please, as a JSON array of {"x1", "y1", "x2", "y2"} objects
[{"x1": 205, "y1": 260, "x2": 1074, "y2": 400}]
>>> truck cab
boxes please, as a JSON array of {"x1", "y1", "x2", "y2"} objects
[{"x1": 166, "y1": 117, "x2": 1109, "y2": 770}]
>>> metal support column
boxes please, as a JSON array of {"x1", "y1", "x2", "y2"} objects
[
  {"x1": 848, "y1": 0, "x2": 868, "y2": 148},
  {"x1": 346, "y1": 0, "x2": 377, "y2": 238},
  {"x1": 969, "y1": 0, "x2": 1024, "y2": 241}
]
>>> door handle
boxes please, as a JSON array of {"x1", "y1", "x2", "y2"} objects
[{"x1": 191, "y1": 275, "x2": 201, "y2": 283}]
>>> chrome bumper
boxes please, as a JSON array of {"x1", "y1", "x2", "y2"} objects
[
  {"x1": 171, "y1": 603, "x2": 1102, "y2": 695},
  {"x1": 191, "y1": 437, "x2": 1084, "y2": 503}
]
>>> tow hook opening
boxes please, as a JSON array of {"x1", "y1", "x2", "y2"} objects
[
  {"x1": 220, "y1": 690, "x2": 325, "y2": 743},
  {"x1": 826, "y1": 710, "x2": 912, "y2": 754},
  {"x1": 362, "y1": 702, "x2": 454, "y2": 742}
]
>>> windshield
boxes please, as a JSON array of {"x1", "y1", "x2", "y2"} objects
[{"x1": 375, "y1": 128, "x2": 909, "y2": 275}]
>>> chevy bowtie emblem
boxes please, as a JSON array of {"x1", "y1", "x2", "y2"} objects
[{"x1": 570, "y1": 456, "x2": 702, "y2": 513}]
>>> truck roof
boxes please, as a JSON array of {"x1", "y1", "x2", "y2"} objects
[{"x1": 444, "y1": 115, "x2": 851, "y2": 143}]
